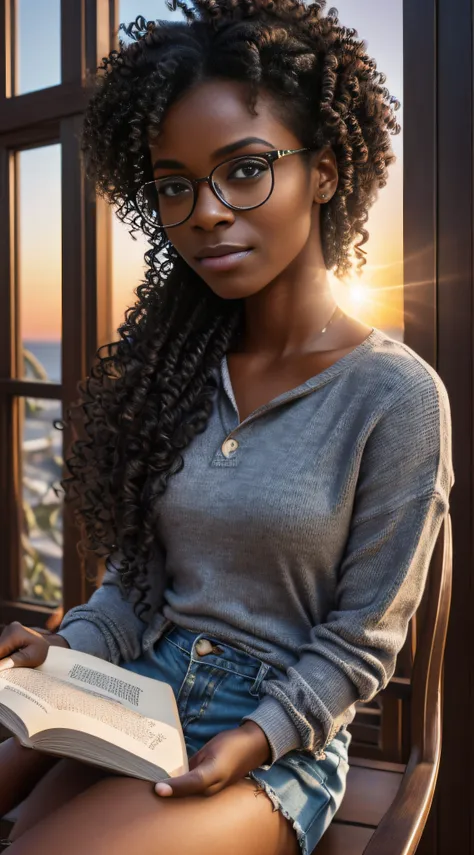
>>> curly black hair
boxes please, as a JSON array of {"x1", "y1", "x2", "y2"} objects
[{"x1": 63, "y1": 0, "x2": 401, "y2": 607}]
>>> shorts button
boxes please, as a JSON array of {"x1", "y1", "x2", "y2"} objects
[
  {"x1": 222, "y1": 438, "x2": 239, "y2": 457},
  {"x1": 196, "y1": 638, "x2": 214, "y2": 656}
]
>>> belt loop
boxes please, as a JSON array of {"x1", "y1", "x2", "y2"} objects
[{"x1": 249, "y1": 662, "x2": 271, "y2": 696}]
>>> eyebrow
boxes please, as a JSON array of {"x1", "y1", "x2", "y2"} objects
[{"x1": 152, "y1": 137, "x2": 275, "y2": 170}]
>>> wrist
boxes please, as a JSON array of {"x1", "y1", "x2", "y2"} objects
[
  {"x1": 47, "y1": 634, "x2": 70, "y2": 649},
  {"x1": 239, "y1": 720, "x2": 271, "y2": 767}
]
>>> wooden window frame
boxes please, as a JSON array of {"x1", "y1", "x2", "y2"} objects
[{"x1": 0, "y1": 0, "x2": 117, "y2": 625}]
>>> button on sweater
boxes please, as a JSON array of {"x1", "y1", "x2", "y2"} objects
[{"x1": 58, "y1": 328, "x2": 454, "y2": 769}]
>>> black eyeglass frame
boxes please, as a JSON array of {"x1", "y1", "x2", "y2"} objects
[{"x1": 136, "y1": 147, "x2": 312, "y2": 228}]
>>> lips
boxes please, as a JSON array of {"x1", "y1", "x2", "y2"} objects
[
  {"x1": 194, "y1": 245, "x2": 254, "y2": 272},
  {"x1": 195, "y1": 244, "x2": 251, "y2": 259}
]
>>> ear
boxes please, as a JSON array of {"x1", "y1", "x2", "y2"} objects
[{"x1": 311, "y1": 147, "x2": 339, "y2": 205}]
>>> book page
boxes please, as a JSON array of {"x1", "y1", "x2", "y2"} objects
[
  {"x1": 0, "y1": 665, "x2": 187, "y2": 777},
  {"x1": 0, "y1": 670, "x2": 49, "y2": 737},
  {"x1": 38, "y1": 647, "x2": 179, "y2": 726}
]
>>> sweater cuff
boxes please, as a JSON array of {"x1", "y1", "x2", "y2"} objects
[
  {"x1": 240, "y1": 695, "x2": 302, "y2": 769},
  {"x1": 56, "y1": 621, "x2": 111, "y2": 662}
]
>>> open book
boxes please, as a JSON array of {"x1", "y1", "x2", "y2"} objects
[{"x1": 0, "y1": 646, "x2": 188, "y2": 783}]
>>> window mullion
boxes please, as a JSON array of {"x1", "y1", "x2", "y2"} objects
[
  {"x1": 61, "y1": 1, "x2": 114, "y2": 611},
  {"x1": 0, "y1": 0, "x2": 14, "y2": 99},
  {"x1": 0, "y1": 143, "x2": 21, "y2": 607}
]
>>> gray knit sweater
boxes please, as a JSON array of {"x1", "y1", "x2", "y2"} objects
[{"x1": 58, "y1": 328, "x2": 454, "y2": 769}]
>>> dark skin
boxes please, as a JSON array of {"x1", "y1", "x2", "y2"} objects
[{"x1": 0, "y1": 79, "x2": 372, "y2": 853}]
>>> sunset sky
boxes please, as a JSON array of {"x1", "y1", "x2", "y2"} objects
[{"x1": 18, "y1": 0, "x2": 403, "y2": 342}]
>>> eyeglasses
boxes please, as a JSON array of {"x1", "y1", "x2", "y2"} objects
[{"x1": 136, "y1": 147, "x2": 311, "y2": 229}]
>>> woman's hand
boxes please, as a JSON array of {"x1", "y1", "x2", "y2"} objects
[
  {"x1": 155, "y1": 720, "x2": 271, "y2": 798},
  {"x1": 0, "y1": 622, "x2": 70, "y2": 672}
]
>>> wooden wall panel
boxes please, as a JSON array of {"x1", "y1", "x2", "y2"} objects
[{"x1": 435, "y1": 0, "x2": 474, "y2": 852}]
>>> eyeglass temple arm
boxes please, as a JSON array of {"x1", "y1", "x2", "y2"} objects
[{"x1": 276, "y1": 148, "x2": 312, "y2": 159}]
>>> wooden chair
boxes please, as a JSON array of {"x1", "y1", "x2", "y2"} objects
[{"x1": 314, "y1": 513, "x2": 453, "y2": 855}]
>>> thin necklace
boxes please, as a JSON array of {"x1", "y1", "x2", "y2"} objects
[
  {"x1": 232, "y1": 303, "x2": 344, "y2": 353},
  {"x1": 318, "y1": 303, "x2": 344, "y2": 340}
]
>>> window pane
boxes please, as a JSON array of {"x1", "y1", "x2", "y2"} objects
[
  {"x1": 113, "y1": 1, "x2": 175, "y2": 337},
  {"x1": 112, "y1": 216, "x2": 148, "y2": 337},
  {"x1": 119, "y1": 0, "x2": 176, "y2": 35},
  {"x1": 329, "y1": 0, "x2": 404, "y2": 341},
  {"x1": 114, "y1": 0, "x2": 166, "y2": 336},
  {"x1": 18, "y1": 145, "x2": 62, "y2": 382},
  {"x1": 15, "y1": 0, "x2": 61, "y2": 95},
  {"x1": 20, "y1": 397, "x2": 63, "y2": 604}
]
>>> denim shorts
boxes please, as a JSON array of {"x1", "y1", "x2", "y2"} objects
[{"x1": 122, "y1": 623, "x2": 350, "y2": 855}]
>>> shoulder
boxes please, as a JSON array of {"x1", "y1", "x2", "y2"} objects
[
  {"x1": 353, "y1": 330, "x2": 454, "y2": 498},
  {"x1": 354, "y1": 328, "x2": 451, "y2": 420}
]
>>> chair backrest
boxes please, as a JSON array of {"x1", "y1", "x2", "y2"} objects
[{"x1": 348, "y1": 514, "x2": 453, "y2": 765}]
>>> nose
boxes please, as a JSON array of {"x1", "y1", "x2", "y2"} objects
[{"x1": 189, "y1": 181, "x2": 235, "y2": 231}]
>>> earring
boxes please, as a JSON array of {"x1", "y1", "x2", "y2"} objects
[{"x1": 320, "y1": 193, "x2": 328, "y2": 200}]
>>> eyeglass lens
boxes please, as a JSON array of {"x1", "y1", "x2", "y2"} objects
[{"x1": 137, "y1": 155, "x2": 273, "y2": 227}]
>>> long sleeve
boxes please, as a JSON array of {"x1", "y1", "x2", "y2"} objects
[
  {"x1": 57, "y1": 543, "x2": 167, "y2": 664},
  {"x1": 242, "y1": 368, "x2": 454, "y2": 768}
]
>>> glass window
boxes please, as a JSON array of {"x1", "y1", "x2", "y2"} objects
[
  {"x1": 112, "y1": 215, "x2": 149, "y2": 337},
  {"x1": 15, "y1": 0, "x2": 61, "y2": 95},
  {"x1": 119, "y1": 1, "x2": 176, "y2": 37},
  {"x1": 329, "y1": 0, "x2": 404, "y2": 341},
  {"x1": 20, "y1": 397, "x2": 63, "y2": 604},
  {"x1": 18, "y1": 145, "x2": 62, "y2": 383},
  {"x1": 113, "y1": 2, "x2": 178, "y2": 338}
]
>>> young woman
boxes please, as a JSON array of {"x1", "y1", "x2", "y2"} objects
[{"x1": 0, "y1": 2, "x2": 454, "y2": 853}]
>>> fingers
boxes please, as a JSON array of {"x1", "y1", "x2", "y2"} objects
[
  {"x1": 0, "y1": 623, "x2": 49, "y2": 670},
  {"x1": 5, "y1": 646, "x2": 41, "y2": 669},
  {"x1": 155, "y1": 766, "x2": 206, "y2": 798},
  {"x1": 155, "y1": 762, "x2": 223, "y2": 799}
]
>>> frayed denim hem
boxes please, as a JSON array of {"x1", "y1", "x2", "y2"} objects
[{"x1": 246, "y1": 771, "x2": 309, "y2": 855}]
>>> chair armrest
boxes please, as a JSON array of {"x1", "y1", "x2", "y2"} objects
[{"x1": 362, "y1": 755, "x2": 439, "y2": 855}]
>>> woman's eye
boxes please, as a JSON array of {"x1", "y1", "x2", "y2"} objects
[
  {"x1": 228, "y1": 160, "x2": 268, "y2": 180},
  {"x1": 157, "y1": 179, "x2": 191, "y2": 198}
]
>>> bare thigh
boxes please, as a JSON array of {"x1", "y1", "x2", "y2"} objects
[
  {"x1": 9, "y1": 758, "x2": 114, "y2": 841},
  {"x1": 8, "y1": 774, "x2": 300, "y2": 855}
]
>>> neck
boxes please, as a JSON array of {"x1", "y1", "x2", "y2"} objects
[{"x1": 237, "y1": 239, "x2": 337, "y2": 359}]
